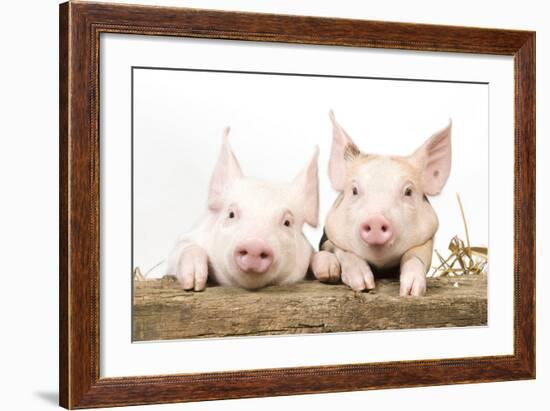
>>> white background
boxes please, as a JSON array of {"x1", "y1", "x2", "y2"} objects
[
  {"x1": 101, "y1": 34, "x2": 513, "y2": 378},
  {"x1": 132, "y1": 62, "x2": 489, "y2": 276},
  {"x1": 0, "y1": 0, "x2": 547, "y2": 410}
]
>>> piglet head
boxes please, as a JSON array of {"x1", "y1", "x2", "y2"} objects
[
  {"x1": 207, "y1": 129, "x2": 319, "y2": 289},
  {"x1": 325, "y1": 111, "x2": 452, "y2": 268}
]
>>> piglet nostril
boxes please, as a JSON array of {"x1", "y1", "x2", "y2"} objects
[
  {"x1": 381, "y1": 225, "x2": 387, "y2": 233},
  {"x1": 239, "y1": 250, "x2": 248, "y2": 256},
  {"x1": 365, "y1": 225, "x2": 371, "y2": 232},
  {"x1": 260, "y1": 252, "x2": 268, "y2": 259}
]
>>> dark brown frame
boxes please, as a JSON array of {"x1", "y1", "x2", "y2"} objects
[{"x1": 59, "y1": 1, "x2": 536, "y2": 408}]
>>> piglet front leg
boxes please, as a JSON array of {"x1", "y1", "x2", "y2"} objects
[
  {"x1": 175, "y1": 245, "x2": 209, "y2": 291},
  {"x1": 399, "y1": 238, "x2": 433, "y2": 297},
  {"x1": 334, "y1": 248, "x2": 376, "y2": 291},
  {"x1": 313, "y1": 238, "x2": 375, "y2": 291},
  {"x1": 399, "y1": 258, "x2": 426, "y2": 297},
  {"x1": 311, "y1": 251, "x2": 341, "y2": 283}
]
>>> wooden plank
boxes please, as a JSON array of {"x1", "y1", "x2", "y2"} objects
[{"x1": 133, "y1": 275, "x2": 487, "y2": 341}]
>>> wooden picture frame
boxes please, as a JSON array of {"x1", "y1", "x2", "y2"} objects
[{"x1": 59, "y1": 1, "x2": 535, "y2": 408}]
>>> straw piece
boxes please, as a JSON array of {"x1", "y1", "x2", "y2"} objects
[
  {"x1": 133, "y1": 266, "x2": 146, "y2": 282},
  {"x1": 456, "y1": 193, "x2": 471, "y2": 248},
  {"x1": 430, "y1": 194, "x2": 488, "y2": 277}
]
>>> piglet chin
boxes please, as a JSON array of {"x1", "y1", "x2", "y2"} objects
[
  {"x1": 222, "y1": 260, "x2": 281, "y2": 290},
  {"x1": 358, "y1": 234, "x2": 399, "y2": 267},
  {"x1": 364, "y1": 245, "x2": 390, "y2": 262},
  {"x1": 232, "y1": 270, "x2": 278, "y2": 290}
]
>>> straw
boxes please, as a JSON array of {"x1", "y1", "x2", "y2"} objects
[{"x1": 430, "y1": 193, "x2": 488, "y2": 277}]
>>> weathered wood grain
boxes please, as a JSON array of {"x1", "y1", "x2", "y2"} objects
[{"x1": 133, "y1": 275, "x2": 487, "y2": 341}]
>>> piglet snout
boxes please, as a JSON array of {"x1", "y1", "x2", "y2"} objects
[
  {"x1": 234, "y1": 239, "x2": 274, "y2": 274},
  {"x1": 360, "y1": 214, "x2": 393, "y2": 246}
]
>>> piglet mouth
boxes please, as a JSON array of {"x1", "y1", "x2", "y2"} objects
[{"x1": 365, "y1": 240, "x2": 395, "y2": 251}]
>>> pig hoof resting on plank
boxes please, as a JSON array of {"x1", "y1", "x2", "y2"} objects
[
  {"x1": 314, "y1": 111, "x2": 452, "y2": 297},
  {"x1": 165, "y1": 128, "x2": 320, "y2": 291}
]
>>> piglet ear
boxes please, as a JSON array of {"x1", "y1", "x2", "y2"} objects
[
  {"x1": 293, "y1": 146, "x2": 320, "y2": 227},
  {"x1": 208, "y1": 127, "x2": 243, "y2": 211},
  {"x1": 328, "y1": 110, "x2": 360, "y2": 192},
  {"x1": 411, "y1": 120, "x2": 452, "y2": 196}
]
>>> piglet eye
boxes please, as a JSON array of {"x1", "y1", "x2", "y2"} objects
[
  {"x1": 281, "y1": 211, "x2": 294, "y2": 228},
  {"x1": 228, "y1": 211, "x2": 235, "y2": 219},
  {"x1": 404, "y1": 187, "x2": 413, "y2": 197},
  {"x1": 352, "y1": 186, "x2": 358, "y2": 196}
]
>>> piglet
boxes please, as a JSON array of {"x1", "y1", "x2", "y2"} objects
[
  {"x1": 312, "y1": 111, "x2": 452, "y2": 296},
  {"x1": 166, "y1": 128, "x2": 319, "y2": 291}
]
